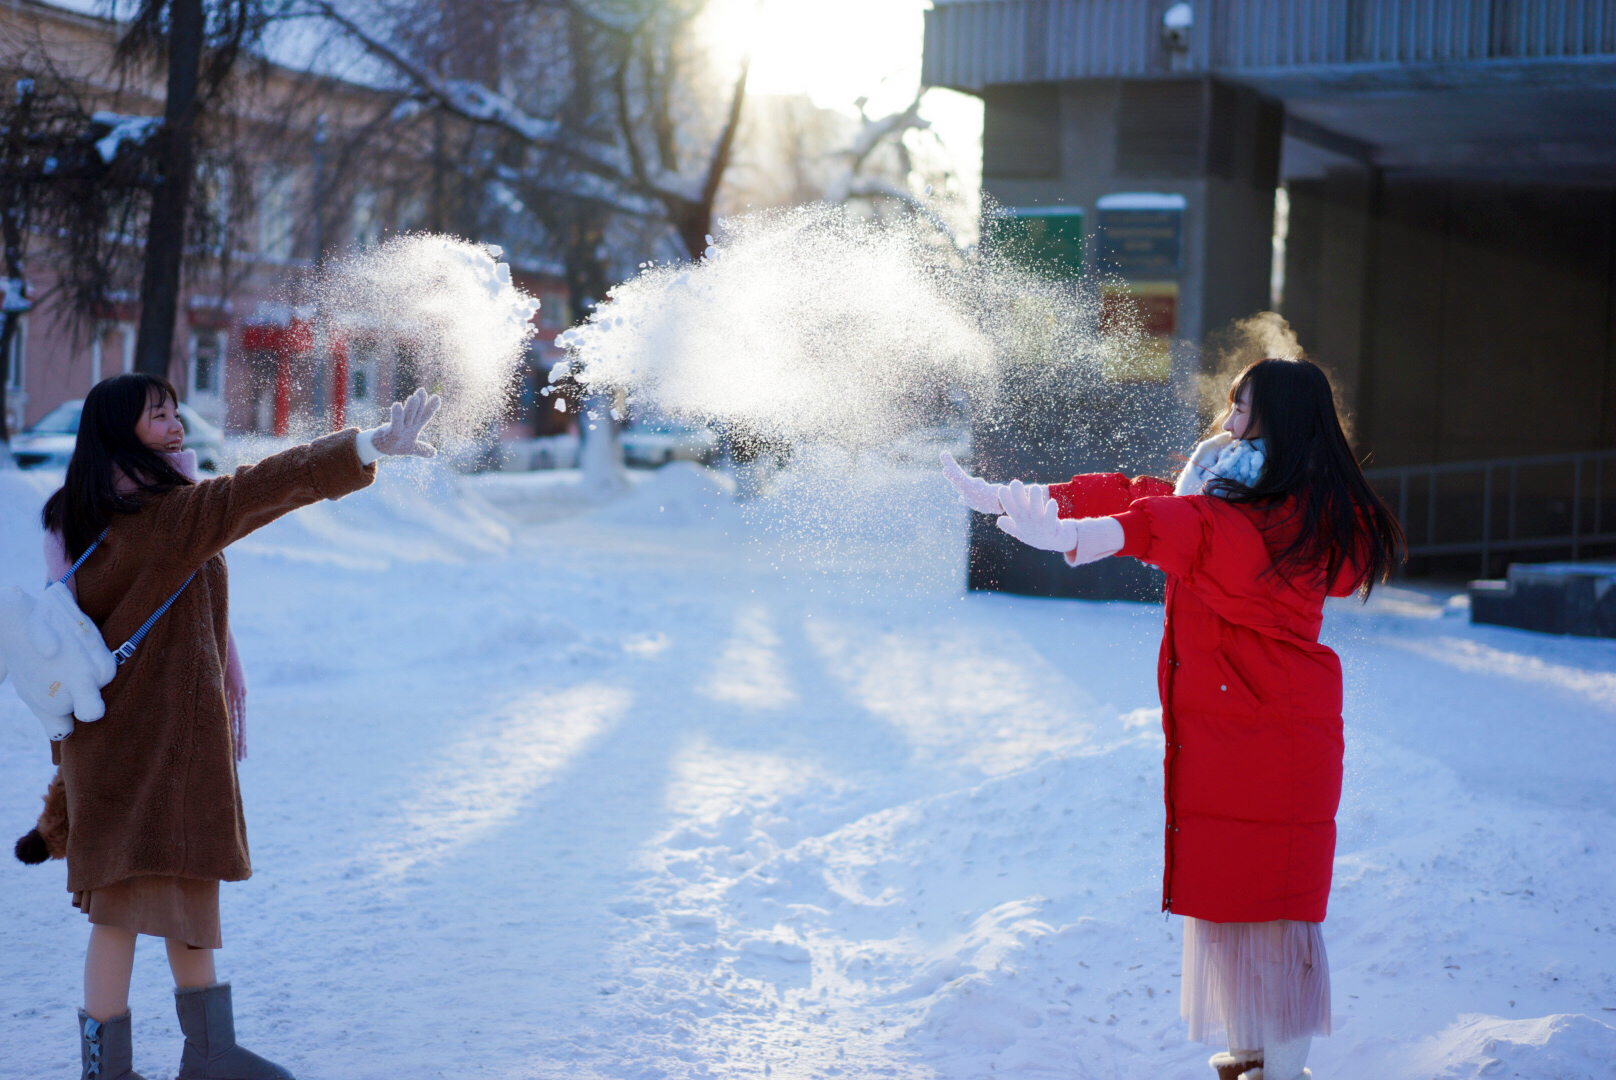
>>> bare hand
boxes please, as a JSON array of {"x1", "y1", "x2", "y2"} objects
[{"x1": 371, "y1": 388, "x2": 441, "y2": 457}]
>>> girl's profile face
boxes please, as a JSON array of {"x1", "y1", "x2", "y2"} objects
[
  {"x1": 1223, "y1": 383, "x2": 1258, "y2": 441},
  {"x1": 135, "y1": 392, "x2": 184, "y2": 454}
]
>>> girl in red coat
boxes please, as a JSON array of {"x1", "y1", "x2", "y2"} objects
[{"x1": 943, "y1": 358, "x2": 1403, "y2": 1080}]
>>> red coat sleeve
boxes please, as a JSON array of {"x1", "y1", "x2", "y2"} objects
[
  {"x1": 1047, "y1": 472, "x2": 1173, "y2": 519},
  {"x1": 1114, "y1": 495, "x2": 1328, "y2": 644}
]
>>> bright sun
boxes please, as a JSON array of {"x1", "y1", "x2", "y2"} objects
[
  {"x1": 701, "y1": 0, "x2": 982, "y2": 197},
  {"x1": 703, "y1": 0, "x2": 927, "y2": 111}
]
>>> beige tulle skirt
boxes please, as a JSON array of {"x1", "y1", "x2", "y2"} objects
[{"x1": 1181, "y1": 917, "x2": 1331, "y2": 1049}]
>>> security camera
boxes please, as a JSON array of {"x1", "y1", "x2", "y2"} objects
[{"x1": 1162, "y1": 2, "x2": 1193, "y2": 51}]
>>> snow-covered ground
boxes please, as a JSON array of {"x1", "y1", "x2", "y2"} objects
[{"x1": 2, "y1": 457, "x2": 1614, "y2": 1079}]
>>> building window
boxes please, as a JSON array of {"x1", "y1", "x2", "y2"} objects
[
  {"x1": 257, "y1": 167, "x2": 299, "y2": 262},
  {"x1": 192, "y1": 329, "x2": 224, "y2": 394}
]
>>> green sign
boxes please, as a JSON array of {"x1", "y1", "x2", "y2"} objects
[{"x1": 985, "y1": 207, "x2": 1085, "y2": 277}]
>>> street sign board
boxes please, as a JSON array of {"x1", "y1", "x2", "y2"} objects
[{"x1": 1096, "y1": 192, "x2": 1186, "y2": 275}]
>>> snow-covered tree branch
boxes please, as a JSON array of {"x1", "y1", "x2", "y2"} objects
[{"x1": 306, "y1": 0, "x2": 753, "y2": 261}]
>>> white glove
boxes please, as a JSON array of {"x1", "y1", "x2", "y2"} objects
[
  {"x1": 1174, "y1": 431, "x2": 1234, "y2": 496},
  {"x1": 995, "y1": 481, "x2": 1126, "y2": 566},
  {"x1": 369, "y1": 388, "x2": 442, "y2": 458},
  {"x1": 940, "y1": 451, "x2": 1006, "y2": 515},
  {"x1": 1062, "y1": 516, "x2": 1126, "y2": 567},
  {"x1": 0, "y1": 583, "x2": 118, "y2": 741},
  {"x1": 995, "y1": 480, "x2": 1076, "y2": 553}
]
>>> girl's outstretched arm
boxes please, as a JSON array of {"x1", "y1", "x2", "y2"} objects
[
  {"x1": 133, "y1": 391, "x2": 442, "y2": 584},
  {"x1": 1048, "y1": 472, "x2": 1174, "y2": 520},
  {"x1": 939, "y1": 452, "x2": 1173, "y2": 520}
]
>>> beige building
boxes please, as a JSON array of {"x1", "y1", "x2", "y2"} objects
[{"x1": 0, "y1": 0, "x2": 569, "y2": 440}]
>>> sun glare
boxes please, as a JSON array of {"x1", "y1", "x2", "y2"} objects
[
  {"x1": 702, "y1": 0, "x2": 983, "y2": 203},
  {"x1": 705, "y1": 0, "x2": 924, "y2": 111}
]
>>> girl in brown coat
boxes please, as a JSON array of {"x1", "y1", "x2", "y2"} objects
[{"x1": 31, "y1": 373, "x2": 439, "y2": 1080}]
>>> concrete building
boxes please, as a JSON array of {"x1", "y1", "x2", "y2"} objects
[{"x1": 926, "y1": 0, "x2": 1616, "y2": 582}]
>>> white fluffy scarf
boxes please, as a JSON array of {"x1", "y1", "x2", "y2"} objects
[{"x1": 1174, "y1": 433, "x2": 1267, "y2": 497}]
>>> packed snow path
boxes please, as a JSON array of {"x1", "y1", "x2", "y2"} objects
[{"x1": 2, "y1": 461, "x2": 1614, "y2": 1079}]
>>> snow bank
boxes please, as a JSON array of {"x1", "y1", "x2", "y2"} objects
[
  {"x1": 586, "y1": 462, "x2": 738, "y2": 528},
  {"x1": 1411, "y1": 1013, "x2": 1616, "y2": 1079},
  {"x1": 233, "y1": 459, "x2": 513, "y2": 567},
  {"x1": 0, "y1": 457, "x2": 512, "y2": 575},
  {"x1": 0, "y1": 467, "x2": 55, "y2": 590}
]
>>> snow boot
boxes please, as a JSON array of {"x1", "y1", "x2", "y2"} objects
[
  {"x1": 174, "y1": 983, "x2": 294, "y2": 1079},
  {"x1": 1210, "y1": 1051, "x2": 1262, "y2": 1080},
  {"x1": 1244, "y1": 1034, "x2": 1313, "y2": 1080},
  {"x1": 79, "y1": 1010, "x2": 146, "y2": 1080}
]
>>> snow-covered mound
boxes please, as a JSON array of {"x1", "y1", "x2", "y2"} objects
[
  {"x1": 0, "y1": 467, "x2": 56, "y2": 590},
  {"x1": 586, "y1": 461, "x2": 737, "y2": 528},
  {"x1": 1411, "y1": 1013, "x2": 1616, "y2": 1079},
  {"x1": 0, "y1": 457, "x2": 511, "y2": 576},
  {"x1": 233, "y1": 458, "x2": 513, "y2": 567}
]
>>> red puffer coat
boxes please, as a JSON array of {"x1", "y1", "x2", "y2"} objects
[{"x1": 1049, "y1": 473, "x2": 1362, "y2": 923}]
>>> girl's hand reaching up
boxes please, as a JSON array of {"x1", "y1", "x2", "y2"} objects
[
  {"x1": 371, "y1": 388, "x2": 442, "y2": 457},
  {"x1": 940, "y1": 451, "x2": 1007, "y2": 515}
]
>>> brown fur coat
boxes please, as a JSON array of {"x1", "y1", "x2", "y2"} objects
[{"x1": 32, "y1": 431, "x2": 373, "y2": 891}]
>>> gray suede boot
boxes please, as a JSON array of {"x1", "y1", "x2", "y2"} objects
[
  {"x1": 174, "y1": 983, "x2": 294, "y2": 1080},
  {"x1": 79, "y1": 1010, "x2": 145, "y2": 1080}
]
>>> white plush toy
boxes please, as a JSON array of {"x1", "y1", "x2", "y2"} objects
[{"x1": 0, "y1": 581, "x2": 118, "y2": 741}]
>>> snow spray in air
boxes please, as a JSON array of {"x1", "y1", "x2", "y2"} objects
[
  {"x1": 551, "y1": 204, "x2": 1144, "y2": 452},
  {"x1": 307, "y1": 234, "x2": 540, "y2": 447},
  {"x1": 550, "y1": 204, "x2": 1178, "y2": 582}
]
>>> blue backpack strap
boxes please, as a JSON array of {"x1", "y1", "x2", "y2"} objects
[
  {"x1": 58, "y1": 527, "x2": 109, "y2": 585},
  {"x1": 56, "y1": 524, "x2": 197, "y2": 668},
  {"x1": 112, "y1": 570, "x2": 197, "y2": 666}
]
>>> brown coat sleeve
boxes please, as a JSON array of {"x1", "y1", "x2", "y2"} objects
[{"x1": 137, "y1": 429, "x2": 375, "y2": 587}]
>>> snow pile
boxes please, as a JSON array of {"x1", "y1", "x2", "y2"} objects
[
  {"x1": 1411, "y1": 1013, "x2": 1616, "y2": 1079},
  {"x1": 232, "y1": 458, "x2": 513, "y2": 567},
  {"x1": 309, "y1": 234, "x2": 540, "y2": 444},
  {"x1": 553, "y1": 204, "x2": 1134, "y2": 450},
  {"x1": 586, "y1": 461, "x2": 739, "y2": 528},
  {"x1": 0, "y1": 467, "x2": 55, "y2": 591}
]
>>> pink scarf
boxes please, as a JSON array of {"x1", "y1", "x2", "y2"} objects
[{"x1": 43, "y1": 449, "x2": 250, "y2": 761}]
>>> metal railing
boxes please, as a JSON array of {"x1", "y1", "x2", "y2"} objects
[{"x1": 1364, "y1": 448, "x2": 1616, "y2": 578}]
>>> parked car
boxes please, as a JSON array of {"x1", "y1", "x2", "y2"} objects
[
  {"x1": 620, "y1": 415, "x2": 720, "y2": 467},
  {"x1": 500, "y1": 433, "x2": 580, "y2": 471},
  {"x1": 10, "y1": 399, "x2": 226, "y2": 472}
]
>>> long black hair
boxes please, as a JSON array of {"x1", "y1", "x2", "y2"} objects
[
  {"x1": 42, "y1": 373, "x2": 194, "y2": 561},
  {"x1": 1206, "y1": 358, "x2": 1404, "y2": 596}
]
